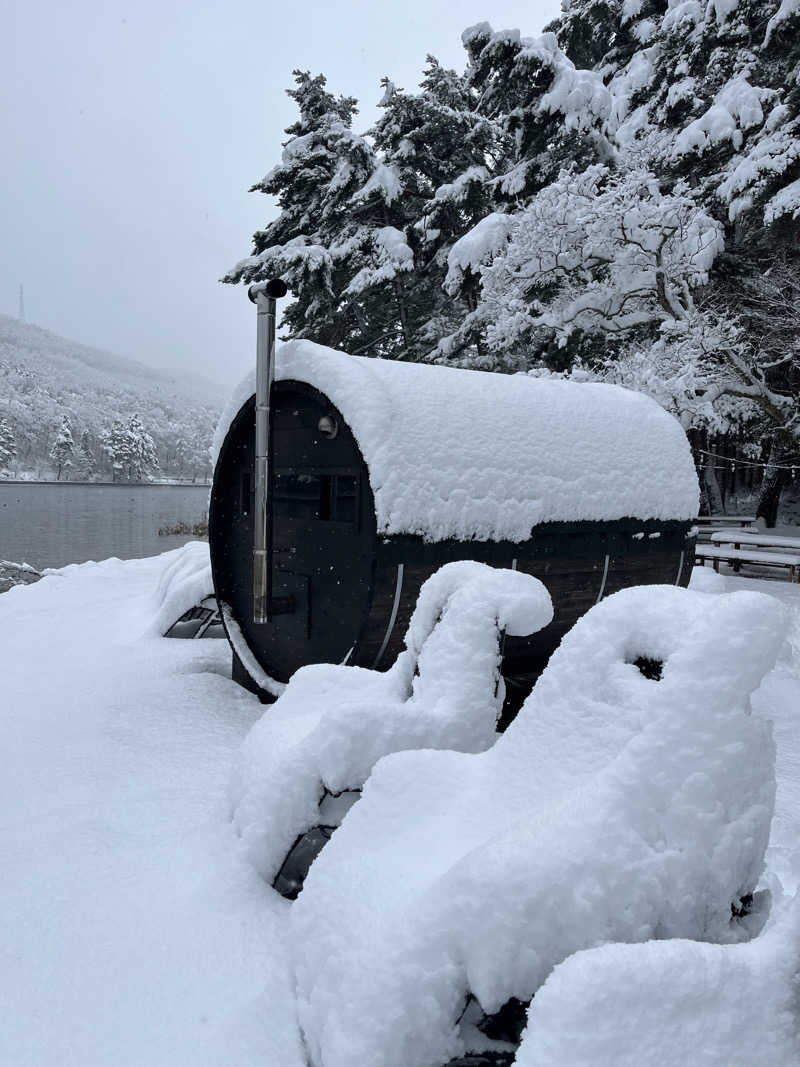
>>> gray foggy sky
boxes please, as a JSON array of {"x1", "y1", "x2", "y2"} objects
[{"x1": 1, "y1": 0, "x2": 561, "y2": 390}]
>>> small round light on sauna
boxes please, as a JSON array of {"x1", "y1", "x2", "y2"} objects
[{"x1": 317, "y1": 415, "x2": 339, "y2": 439}]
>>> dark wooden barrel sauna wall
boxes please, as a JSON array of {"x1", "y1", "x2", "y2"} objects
[{"x1": 209, "y1": 340, "x2": 699, "y2": 702}]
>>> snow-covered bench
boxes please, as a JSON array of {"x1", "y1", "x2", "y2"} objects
[
  {"x1": 290, "y1": 584, "x2": 787, "y2": 1067},
  {"x1": 695, "y1": 543, "x2": 800, "y2": 582},
  {"x1": 695, "y1": 515, "x2": 756, "y2": 528},
  {"x1": 694, "y1": 515, "x2": 756, "y2": 544},
  {"x1": 230, "y1": 561, "x2": 553, "y2": 895}
]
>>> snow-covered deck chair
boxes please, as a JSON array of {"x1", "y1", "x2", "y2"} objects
[
  {"x1": 163, "y1": 595, "x2": 223, "y2": 639},
  {"x1": 512, "y1": 890, "x2": 800, "y2": 1067},
  {"x1": 229, "y1": 561, "x2": 553, "y2": 896},
  {"x1": 152, "y1": 541, "x2": 216, "y2": 637},
  {"x1": 290, "y1": 584, "x2": 787, "y2": 1067}
]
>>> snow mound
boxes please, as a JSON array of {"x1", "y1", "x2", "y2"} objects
[
  {"x1": 516, "y1": 892, "x2": 800, "y2": 1066},
  {"x1": 230, "y1": 562, "x2": 553, "y2": 883},
  {"x1": 150, "y1": 541, "x2": 213, "y2": 636},
  {"x1": 213, "y1": 341, "x2": 699, "y2": 543},
  {"x1": 291, "y1": 584, "x2": 787, "y2": 1067},
  {"x1": 689, "y1": 562, "x2": 727, "y2": 592}
]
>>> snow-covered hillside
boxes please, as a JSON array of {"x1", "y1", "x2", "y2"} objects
[{"x1": 0, "y1": 314, "x2": 224, "y2": 480}]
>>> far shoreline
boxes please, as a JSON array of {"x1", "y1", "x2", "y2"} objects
[{"x1": 0, "y1": 479, "x2": 211, "y2": 488}]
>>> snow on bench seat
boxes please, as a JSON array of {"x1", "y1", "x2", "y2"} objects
[
  {"x1": 696, "y1": 516, "x2": 756, "y2": 526},
  {"x1": 709, "y1": 531, "x2": 800, "y2": 551}
]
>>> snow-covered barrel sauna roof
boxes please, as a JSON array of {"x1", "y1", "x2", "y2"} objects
[{"x1": 213, "y1": 339, "x2": 699, "y2": 543}]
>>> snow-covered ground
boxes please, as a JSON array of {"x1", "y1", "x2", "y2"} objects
[
  {"x1": 0, "y1": 548, "x2": 798, "y2": 1066},
  {"x1": 0, "y1": 551, "x2": 305, "y2": 1067}
]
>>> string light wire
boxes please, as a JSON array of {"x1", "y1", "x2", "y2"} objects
[{"x1": 695, "y1": 448, "x2": 799, "y2": 473}]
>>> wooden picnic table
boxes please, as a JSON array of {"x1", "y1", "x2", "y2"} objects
[
  {"x1": 696, "y1": 515, "x2": 756, "y2": 526},
  {"x1": 695, "y1": 544, "x2": 800, "y2": 582},
  {"x1": 709, "y1": 530, "x2": 800, "y2": 550},
  {"x1": 694, "y1": 516, "x2": 757, "y2": 543},
  {"x1": 696, "y1": 528, "x2": 800, "y2": 582}
]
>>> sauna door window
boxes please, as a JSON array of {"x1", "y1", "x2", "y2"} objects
[{"x1": 273, "y1": 472, "x2": 358, "y2": 524}]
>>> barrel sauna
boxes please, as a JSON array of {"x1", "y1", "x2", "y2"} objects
[{"x1": 209, "y1": 340, "x2": 699, "y2": 707}]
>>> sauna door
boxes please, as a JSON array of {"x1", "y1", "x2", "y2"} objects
[{"x1": 267, "y1": 386, "x2": 373, "y2": 677}]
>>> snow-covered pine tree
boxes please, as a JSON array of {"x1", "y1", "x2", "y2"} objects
[
  {"x1": 384, "y1": 59, "x2": 502, "y2": 362},
  {"x1": 225, "y1": 62, "x2": 504, "y2": 363},
  {"x1": 172, "y1": 435, "x2": 191, "y2": 480},
  {"x1": 49, "y1": 415, "x2": 75, "y2": 481},
  {"x1": 0, "y1": 415, "x2": 16, "y2": 473},
  {"x1": 125, "y1": 414, "x2": 159, "y2": 482},
  {"x1": 103, "y1": 417, "x2": 157, "y2": 482},
  {"x1": 75, "y1": 430, "x2": 97, "y2": 481},
  {"x1": 223, "y1": 70, "x2": 376, "y2": 352},
  {"x1": 461, "y1": 22, "x2": 613, "y2": 204},
  {"x1": 330, "y1": 78, "x2": 417, "y2": 359},
  {"x1": 104, "y1": 420, "x2": 128, "y2": 483},
  {"x1": 430, "y1": 22, "x2": 616, "y2": 365},
  {"x1": 341, "y1": 66, "x2": 499, "y2": 361}
]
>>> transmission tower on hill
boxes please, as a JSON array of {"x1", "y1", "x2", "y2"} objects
[{"x1": 18, "y1": 284, "x2": 25, "y2": 323}]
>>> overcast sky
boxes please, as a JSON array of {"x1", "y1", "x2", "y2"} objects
[{"x1": 1, "y1": 0, "x2": 561, "y2": 389}]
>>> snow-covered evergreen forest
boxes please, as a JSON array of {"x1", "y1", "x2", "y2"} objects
[
  {"x1": 0, "y1": 313, "x2": 222, "y2": 482},
  {"x1": 226, "y1": 0, "x2": 800, "y2": 522}
]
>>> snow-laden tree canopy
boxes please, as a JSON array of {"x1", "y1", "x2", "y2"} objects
[
  {"x1": 104, "y1": 413, "x2": 160, "y2": 483},
  {"x1": 479, "y1": 166, "x2": 723, "y2": 352},
  {"x1": 226, "y1": 2, "x2": 800, "y2": 482}
]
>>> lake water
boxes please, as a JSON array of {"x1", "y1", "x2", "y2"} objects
[{"x1": 0, "y1": 483, "x2": 210, "y2": 570}]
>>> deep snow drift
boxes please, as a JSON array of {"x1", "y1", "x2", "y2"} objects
[
  {"x1": 0, "y1": 550, "x2": 304, "y2": 1067},
  {"x1": 0, "y1": 546, "x2": 799, "y2": 1067}
]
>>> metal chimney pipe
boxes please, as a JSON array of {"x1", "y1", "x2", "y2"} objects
[{"x1": 249, "y1": 278, "x2": 287, "y2": 623}]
